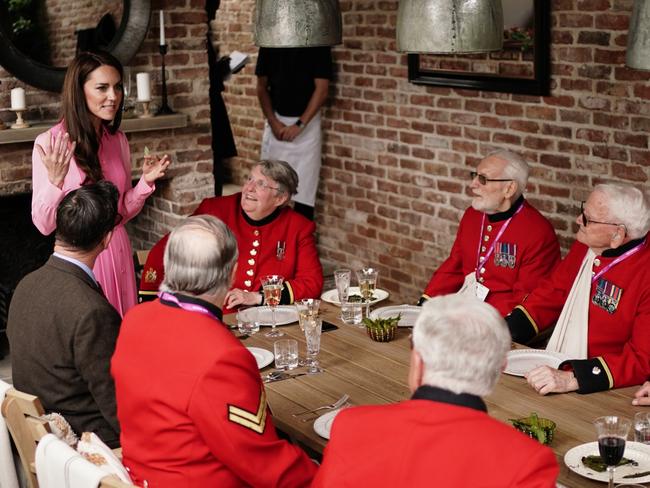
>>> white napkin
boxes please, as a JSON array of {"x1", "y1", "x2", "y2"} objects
[
  {"x1": 77, "y1": 432, "x2": 132, "y2": 483},
  {"x1": 0, "y1": 379, "x2": 19, "y2": 488},
  {"x1": 35, "y1": 433, "x2": 105, "y2": 488},
  {"x1": 546, "y1": 249, "x2": 594, "y2": 359}
]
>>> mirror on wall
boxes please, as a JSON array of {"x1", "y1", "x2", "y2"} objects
[
  {"x1": 407, "y1": 0, "x2": 550, "y2": 96},
  {"x1": 0, "y1": 0, "x2": 151, "y2": 92}
]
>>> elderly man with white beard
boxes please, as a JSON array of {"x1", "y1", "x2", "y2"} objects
[{"x1": 419, "y1": 150, "x2": 560, "y2": 316}]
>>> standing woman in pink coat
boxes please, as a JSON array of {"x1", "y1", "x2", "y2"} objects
[{"x1": 31, "y1": 51, "x2": 170, "y2": 316}]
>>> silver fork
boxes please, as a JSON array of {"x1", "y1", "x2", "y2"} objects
[{"x1": 292, "y1": 394, "x2": 350, "y2": 417}]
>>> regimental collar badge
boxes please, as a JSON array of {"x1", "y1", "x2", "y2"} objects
[
  {"x1": 144, "y1": 268, "x2": 158, "y2": 283},
  {"x1": 592, "y1": 278, "x2": 623, "y2": 314},
  {"x1": 494, "y1": 242, "x2": 517, "y2": 269}
]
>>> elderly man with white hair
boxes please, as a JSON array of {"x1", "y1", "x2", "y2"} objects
[
  {"x1": 419, "y1": 150, "x2": 560, "y2": 316},
  {"x1": 112, "y1": 215, "x2": 317, "y2": 487},
  {"x1": 312, "y1": 295, "x2": 559, "y2": 487},
  {"x1": 508, "y1": 183, "x2": 650, "y2": 394}
]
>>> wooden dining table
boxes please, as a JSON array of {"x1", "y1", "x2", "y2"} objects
[{"x1": 225, "y1": 301, "x2": 647, "y2": 487}]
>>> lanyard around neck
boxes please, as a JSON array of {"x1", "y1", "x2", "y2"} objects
[
  {"x1": 591, "y1": 240, "x2": 646, "y2": 283},
  {"x1": 159, "y1": 292, "x2": 220, "y2": 321},
  {"x1": 474, "y1": 204, "x2": 524, "y2": 279}
]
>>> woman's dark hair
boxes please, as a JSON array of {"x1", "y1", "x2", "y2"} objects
[
  {"x1": 55, "y1": 181, "x2": 120, "y2": 252},
  {"x1": 61, "y1": 51, "x2": 124, "y2": 183}
]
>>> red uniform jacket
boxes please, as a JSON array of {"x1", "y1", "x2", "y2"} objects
[
  {"x1": 139, "y1": 193, "x2": 323, "y2": 313},
  {"x1": 422, "y1": 197, "x2": 560, "y2": 316},
  {"x1": 111, "y1": 295, "x2": 317, "y2": 487},
  {"x1": 312, "y1": 385, "x2": 558, "y2": 487},
  {"x1": 507, "y1": 237, "x2": 650, "y2": 393}
]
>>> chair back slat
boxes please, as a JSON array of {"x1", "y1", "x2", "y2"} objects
[{"x1": 1, "y1": 388, "x2": 49, "y2": 488}]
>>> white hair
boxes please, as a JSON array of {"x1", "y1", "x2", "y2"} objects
[
  {"x1": 413, "y1": 294, "x2": 511, "y2": 397},
  {"x1": 595, "y1": 183, "x2": 650, "y2": 239},
  {"x1": 161, "y1": 215, "x2": 238, "y2": 296},
  {"x1": 488, "y1": 150, "x2": 529, "y2": 197}
]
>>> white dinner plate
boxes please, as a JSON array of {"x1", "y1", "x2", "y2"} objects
[
  {"x1": 564, "y1": 441, "x2": 650, "y2": 483},
  {"x1": 320, "y1": 287, "x2": 389, "y2": 306},
  {"x1": 503, "y1": 349, "x2": 570, "y2": 377},
  {"x1": 369, "y1": 305, "x2": 421, "y2": 327},
  {"x1": 238, "y1": 306, "x2": 298, "y2": 326},
  {"x1": 313, "y1": 408, "x2": 345, "y2": 440},
  {"x1": 246, "y1": 347, "x2": 274, "y2": 369}
]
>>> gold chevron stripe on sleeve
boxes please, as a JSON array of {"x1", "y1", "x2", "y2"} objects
[{"x1": 228, "y1": 389, "x2": 267, "y2": 434}]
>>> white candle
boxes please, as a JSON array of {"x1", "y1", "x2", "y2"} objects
[
  {"x1": 10, "y1": 88, "x2": 26, "y2": 111},
  {"x1": 159, "y1": 10, "x2": 165, "y2": 46},
  {"x1": 136, "y1": 72, "x2": 151, "y2": 102}
]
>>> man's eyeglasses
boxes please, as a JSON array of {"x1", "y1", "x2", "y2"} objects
[
  {"x1": 579, "y1": 201, "x2": 627, "y2": 234},
  {"x1": 470, "y1": 171, "x2": 513, "y2": 186},
  {"x1": 245, "y1": 175, "x2": 280, "y2": 192}
]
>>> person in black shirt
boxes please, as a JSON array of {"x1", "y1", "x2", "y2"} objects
[{"x1": 256, "y1": 47, "x2": 332, "y2": 220}]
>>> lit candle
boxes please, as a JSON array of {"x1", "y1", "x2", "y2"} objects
[
  {"x1": 10, "y1": 88, "x2": 26, "y2": 111},
  {"x1": 159, "y1": 10, "x2": 165, "y2": 46},
  {"x1": 136, "y1": 73, "x2": 151, "y2": 102}
]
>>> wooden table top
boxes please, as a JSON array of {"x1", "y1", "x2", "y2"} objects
[{"x1": 225, "y1": 302, "x2": 647, "y2": 487}]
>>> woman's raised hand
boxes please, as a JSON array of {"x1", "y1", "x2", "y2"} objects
[
  {"x1": 142, "y1": 152, "x2": 171, "y2": 185},
  {"x1": 35, "y1": 132, "x2": 76, "y2": 189}
]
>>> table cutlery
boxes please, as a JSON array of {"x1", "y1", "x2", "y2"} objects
[
  {"x1": 263, "y1": 371, "x2": 309, "y2": 383},
  {"x1": 292, "y1": 394, "x2": 350, "y2": 417}
]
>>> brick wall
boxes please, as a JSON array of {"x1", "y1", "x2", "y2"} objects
[
  {"x1": 212, "y1": 0, "x2": 650, "y2": 303},
  {"x1": 2, "y1": 0, "x2": 649, "y2": 305},
  {"x1": 0, "y1": 0, "x2": 214, "y2": 251}
]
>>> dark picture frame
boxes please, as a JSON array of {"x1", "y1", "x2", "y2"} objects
[{"x1": 406, "y1": 0, "x2": 550, "y2": 96}]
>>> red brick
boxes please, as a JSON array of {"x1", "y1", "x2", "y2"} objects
[{"x1": 611, "y1": 163, "x2": 647, "y2": 181}]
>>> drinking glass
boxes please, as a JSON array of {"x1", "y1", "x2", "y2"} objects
[
  {"x1": 356, "y1": 267, "x2": 378, "y2": 318},
  {"x1": 262, "y1": 275, "x2": 284, "y2": 337},
  {"x1": 594, "y1": 416, "x2": 631, "y2": 488},
  {"x1": 236, "y1": 307, "x2": 260, "y2": 335},
  {"x1": 297, "y1": 298, "x2": 320, "y2": 331},
  {"x1": 334, "y1": 268, "x2": 351, "y2": 303},
  {"x1": 303, "y1": 316, "x2": 323, "y2": 373},
  {"x1": 634, "y1": 412, "x2": 650, "y2": 444},
  {"x1": 340, "y1": 300, "x2": 363, "y2": 325},
  {"x1": 274, "y1": 339, "x2": 299, "y2": 370}
]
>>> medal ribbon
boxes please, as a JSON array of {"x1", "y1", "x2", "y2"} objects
[
  {"x1": 591, "y1": 240, "x2": 646, "y2": 283},
  {"x1": 474, "y1": 204, "x2": 524, "y2": 280},
  {"x1": 159, "y1": 292, "x2": 220, "y2": 321}
]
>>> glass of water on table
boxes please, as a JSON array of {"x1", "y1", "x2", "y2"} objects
[{"x1": 634, "y1": 412, "x2": 650, "y2": 443}]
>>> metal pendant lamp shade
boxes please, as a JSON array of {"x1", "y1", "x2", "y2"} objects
[
  {"x1": 397, "y1": 0, "x2": 504, "y2": 54},
  {"x1": 254, "y1": 0, "x2": 342, "y2": 47},
  {"x1": 627, "y1": 0, "x2": 650, "y2": 70}
]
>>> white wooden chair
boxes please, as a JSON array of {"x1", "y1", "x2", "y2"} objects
[{"x1": 1, "y1": 387, "x2": 133, "y2": 488}]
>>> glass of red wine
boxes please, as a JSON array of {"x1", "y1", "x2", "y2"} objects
[{"x1": 594, "y1": 415, "x2": 632, "y2": 488}]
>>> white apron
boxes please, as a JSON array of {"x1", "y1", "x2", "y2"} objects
[{"x1": 261, "y1": 112, "x2": 322, "y2": 207}]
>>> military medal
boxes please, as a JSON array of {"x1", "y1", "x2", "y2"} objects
[
  {"x1": 592, "y1": 278, "x2": 623, "y2": 314},
  {"x1": 589, "y1": 239, "x2": 647, "y2": 313},
  {"x1": 475, "y1": 205, "x2": 524, "y2": 283},
  {"x1": 276, "y1": 240, "x2": 286, "y2": 261}
]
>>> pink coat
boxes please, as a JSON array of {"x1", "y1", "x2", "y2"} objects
[{"x1": 32, "y1": 121, "x2": 154, "y2": 316}]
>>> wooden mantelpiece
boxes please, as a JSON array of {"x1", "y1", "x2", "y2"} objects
[{"x1": 0, "y1": 113, "x2": 188, "y2": 145}]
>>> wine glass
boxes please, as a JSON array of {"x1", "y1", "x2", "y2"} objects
[
  {"x1": 356, "y1": 267, "x2": 378, "y2": 318},
  {"x1": 262, "y1": 275, "x2": 284, "y2": 338},
  {"x1": 303, "y1": 316, "x2": 323, "y2": 373},
  {"x1": 594, "y1": 415, "x2": 631, "y2": 488}
]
